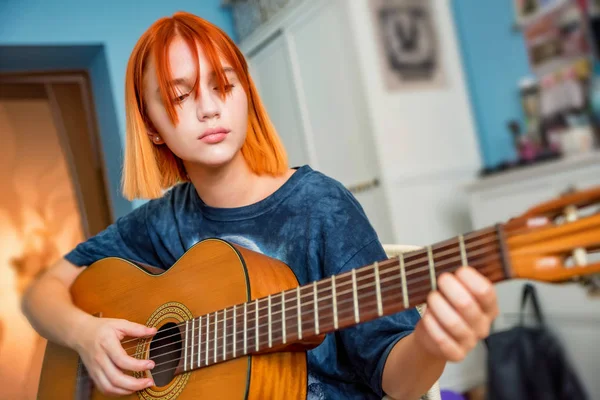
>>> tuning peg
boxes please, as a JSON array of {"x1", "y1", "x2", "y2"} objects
[{"x1": 519, "y1": 185, "x2": 600, "y2": 220}]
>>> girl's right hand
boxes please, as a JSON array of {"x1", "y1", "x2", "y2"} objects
[{"x1": 73, "y1": 317, "x2": 157, "y2": 396}]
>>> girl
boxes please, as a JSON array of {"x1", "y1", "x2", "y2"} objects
[{"x1": 22, "y1": 11, "x2": 498, "y2": 399}]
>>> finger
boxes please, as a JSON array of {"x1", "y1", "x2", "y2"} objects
[
  {"x1": 107, "y1": 337, "x2": 155, "y2": 372},
  {"x1": 421, "y1": 310, "x2": 465, "y2": 362},
  {"x1": 118, "y1": 320, "x2": 157, "y2": 339},
  {"x1": 456, "y1": 266, "x2": 499, "y2": 318},
  {"x1": 427, "y1": 291, "x2": 477, "y2": 351},
  {"x1": 92, "y1": 368, "x2": 132, "y2": 397},
  {"x1": 437, "y1": 272, "x2": 489, "y2": 338},
  {"x1": 99, "y1": 352, "x2": 154, "y2": 393}
]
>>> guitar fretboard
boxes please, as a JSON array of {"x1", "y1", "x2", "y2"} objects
[{"x1": 178, "y1": 225, "x2": 509, "y2": 373}]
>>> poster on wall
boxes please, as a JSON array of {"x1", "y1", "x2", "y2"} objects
[{"x1": 369, "y1": 0, "x2": 445, "y2": 91}]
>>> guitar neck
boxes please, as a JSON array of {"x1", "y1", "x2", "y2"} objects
[{"x1": 179, "y1": 224, "x2": 511, "y2": 373}]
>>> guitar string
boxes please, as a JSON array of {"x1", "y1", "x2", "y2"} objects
[
  {"x1": 119, "y1": 232, "x2": 499, "y2": 351},
  {"x1": 137, "y1": 256, "x2": 502, "y2": 367},
  {"x1": 120, "y1": 239, "x2": 499, "y2": 357},
  {"x1": 117, "y1": 227, "x2": 496, "y2": 348},
  {"x1": 120, "y1": 239, "x2": 500, "y2": 357},
  {"x1": 79, "y1": 254, "x2": 502, "y2": 385},
  {"x1": 117, "y1": 251, "x2": 501, "y2": 367}
]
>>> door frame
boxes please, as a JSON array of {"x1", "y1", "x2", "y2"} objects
[{"x1": 0, "y1": 70, "x2": 114, "y2": 237}]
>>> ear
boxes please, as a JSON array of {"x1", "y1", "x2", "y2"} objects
[
  {"x1": 144, "y1": 119, "x2": 164, "y2": 145},
  {"x1": 147, "y1": 131, "x2": 165, "y2": 145}
]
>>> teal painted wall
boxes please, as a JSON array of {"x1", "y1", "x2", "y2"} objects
[{"x1": 451, "y1": 1, "x2": 532, "y2": 169}]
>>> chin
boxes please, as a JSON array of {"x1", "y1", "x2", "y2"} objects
[{"x1": 193, "y1": 151, "x2": 240, "y2": 169}]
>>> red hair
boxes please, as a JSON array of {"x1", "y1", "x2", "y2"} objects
[{"x1": 122, "y1": 11, "x2": 288, "y2": 200}]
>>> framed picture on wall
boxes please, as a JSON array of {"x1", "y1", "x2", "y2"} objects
[{"x1": 369, "y1": 0, "x2": 445, "y2": 91}]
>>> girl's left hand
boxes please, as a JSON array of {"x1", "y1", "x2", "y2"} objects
[{"x1": 413, "y1": 266, "x2": 499, "y2": 362}]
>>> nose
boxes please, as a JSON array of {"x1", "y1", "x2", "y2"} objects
[{"x1": 196, "y1": 89, "x2": 221, "y2": 121}]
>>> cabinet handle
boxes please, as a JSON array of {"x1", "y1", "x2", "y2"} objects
[{"x1": 347, "y1": 178, "x2": 380, "y2": 194}]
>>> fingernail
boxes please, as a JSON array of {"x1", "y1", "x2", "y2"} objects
[
  {"x1": 147, "y1": 361, "x2": 155, "y2": 369},
  {"x1": 148, "y1": 380, "x2": 155, "y2": 387}
]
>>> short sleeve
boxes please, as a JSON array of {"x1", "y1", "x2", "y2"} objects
[
  {"x1": 64, "y1": 201, "x2": 160, "y2": 268},
  {"x1": 317, "y1": 183, "x2": 421, "y2": 397},
  {"x1": 336, "y1": 239, "x2": 421, "y2": 397}
]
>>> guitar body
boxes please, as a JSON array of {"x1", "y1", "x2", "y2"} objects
[{"x1": 38, "y1": 239, "x2": 310, "y2": 399}]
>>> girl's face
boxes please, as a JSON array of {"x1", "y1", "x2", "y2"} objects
[{"x1": 143, "y1": 37, "x2": 248, "y2": 169}]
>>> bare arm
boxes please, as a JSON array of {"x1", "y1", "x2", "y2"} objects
[
  {"x1": 382, "y1": 333, "x2": 446, "y2": 400},
  {"x1": 22, "y1": 258, "x2": 92, "y2": 348},
  {"x1": 22, "y1": 258, "x2": 157, "y2": 396}
]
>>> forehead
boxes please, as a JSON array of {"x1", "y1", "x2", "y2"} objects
[{"x1": 166, "y1": 37, "x2": 231, "y2": 77}]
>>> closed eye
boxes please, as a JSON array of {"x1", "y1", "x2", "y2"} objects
[
  {"x1": 214, "y1": 84, "x2": 234, "y2": 92},
  {"x1": 173, "y1": 92, "x2": 190, "y2": 103}
]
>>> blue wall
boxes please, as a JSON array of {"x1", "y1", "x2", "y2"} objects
[
  {"x1": 0, "y1": 0, "x2": 235, "y2": 217},
  {"x1": 451, "y1": 1, "x2": 532, "y2": 169}
]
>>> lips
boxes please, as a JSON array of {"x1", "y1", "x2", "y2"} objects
[
  {"x1": 198, "y1": 127, "x2": 230, "y2": 144},
  {"x1": 198, "y1": 127, "x2": 230, "y2": 139}
]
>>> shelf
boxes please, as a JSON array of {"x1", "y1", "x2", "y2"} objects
[{"x1": 465, "y1": 151, "x2": 600, "y2": 192}]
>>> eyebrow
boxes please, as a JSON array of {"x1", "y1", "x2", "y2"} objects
[
  {"x1": 210, "y1": 66, "x2": 235, "y2": 77},
  {"x1": 157, "y1": 77, "x2": 192, "y2": 94},
  {"x1": 158, "y1": 67, "x2": 236, "y2": 93}
]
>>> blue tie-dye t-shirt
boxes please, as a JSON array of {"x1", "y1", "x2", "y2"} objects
[{"x1": 64, "y1": 165, "x2": 420, "y2": 399}]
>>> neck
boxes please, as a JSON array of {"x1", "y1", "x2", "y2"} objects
[{"x1": 185, "y1": 153, "x2": 259, "y2": 208}]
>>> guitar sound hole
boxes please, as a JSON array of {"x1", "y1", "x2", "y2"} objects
[{"x1": 149, "y1": 322, "x2": 182, "y2": 387}]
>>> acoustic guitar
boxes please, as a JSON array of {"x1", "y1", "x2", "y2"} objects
[{"x1": 37, "y1": 186, "x2": 600, "y2": 399}]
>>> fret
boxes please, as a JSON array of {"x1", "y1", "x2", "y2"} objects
[
  {"x1": 268, "y1": 295, "x2": 272, "y2": 348},
  {"x1": 351, "y1": 269, "x2": 360, "y2": 324},
  {"x1": 399, "y1": 252, "x2": 409, "y2": 308},
  {"x1": 184, "y1": 320, "x2": 189, "y2": 371},
  {"x1": 313, "y1": 281, "x2": 320, "y2": 335},
  {"x1": 459, "y1": 235, "x2": 468, "y2": 266},
  {"x1": 190, "y1": 318, "x2": 195, "y2": 370},
  {"x1": 255, "y1": 299, "x2": 260, "y2": 352},
  {"x1": 222, "y1": 308, "x2": 227, "y2": 361},
  {"x1": 374, "y1": 262, "x2": 383, "y2": 316},
  {"x1": 427, "y1": 246, "x2": 437, "y2": 291},
  {"x1": 281, "y1": 291, "x2": 287, "y2": 344},
  {"x1": 213, "y1": 311, "x2": 218, "y2": 363},
  {"x1": 205, "y1": 313, "x2": 209, "y2": 366},
  {"x1": 243, "y1": 302, "x2": 248, "y2": 355},
  {"x1": 233, "y1": 306, "x2": 237, "y2": 358},
  {"x1": 331, "y1": 276, "x2": 338, "y2": 329},
  {"x1": 197, "y1": 316, "x2": 202, "y2": 368},
  {"x1": 296, "y1": 286, "x2": 302, "y2": 340}
]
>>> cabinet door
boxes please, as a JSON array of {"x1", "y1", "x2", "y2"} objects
[
  {"x1": 285, "y1": 0, "x2": 394, "y2": 242},
  {"x1": 247, "y1": 33, "x2": 309, "y2": 168},
  {"x1": 286, "y1": 0, "x2": 380, "y2": 187}
]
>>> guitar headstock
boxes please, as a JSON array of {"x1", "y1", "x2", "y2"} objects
[{"x1": 503, "y1": 185, "x2": 600, "y2": 290}]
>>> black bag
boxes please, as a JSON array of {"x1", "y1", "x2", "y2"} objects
[{"x1": 485, "y1": 283, "x2": 589, "y2": 400}]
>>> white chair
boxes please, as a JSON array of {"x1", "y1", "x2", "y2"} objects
[{"x1": 382, "y1": 244, "x2": 442, "y2": 400}]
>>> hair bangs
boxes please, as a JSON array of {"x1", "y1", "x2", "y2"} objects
[{"x1": 152, "y1": 16, "x2": 248, "y2": 126}]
